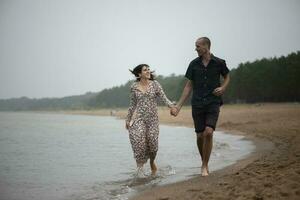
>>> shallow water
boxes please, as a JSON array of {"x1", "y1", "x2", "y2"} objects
[{"x1": 0, "y1": 112, "x2": 255, "y2": 200}]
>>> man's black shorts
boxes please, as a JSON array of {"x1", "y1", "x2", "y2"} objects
[{"x1": 192, "y1": 104, "x2": 220, "y2": 133}]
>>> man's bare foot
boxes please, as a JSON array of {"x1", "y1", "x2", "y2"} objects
[
  {"x1": 150, "y1": 162, "x2": 157, "y2": 175},
  {"x1": 201, "y1": 166, "x2": 209, "y2": 176}
]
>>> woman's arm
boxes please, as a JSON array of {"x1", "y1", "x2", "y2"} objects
[
  {"x1": 126, "y1": 85, "x2": 137, "y2": 129},
  {"x1": 154, "y1": 80, "x2": 174, "y2": 108}
]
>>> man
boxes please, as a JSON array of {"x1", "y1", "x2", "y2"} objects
[{"x1": 171, "y1": 37, "x2": 230, "y2": 176}]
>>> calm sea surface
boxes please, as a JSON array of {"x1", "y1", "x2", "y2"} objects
[{"x1": 0, "y1": 112, "x2": 255, "y2": 200}]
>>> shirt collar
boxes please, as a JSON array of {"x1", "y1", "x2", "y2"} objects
[{"x1": 199, "y1": 53, "x2": 217, "y2": 62}]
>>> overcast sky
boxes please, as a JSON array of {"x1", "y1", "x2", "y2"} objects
[{"x1": 0, "y1": 0, "x2": 299, "y2": 99}]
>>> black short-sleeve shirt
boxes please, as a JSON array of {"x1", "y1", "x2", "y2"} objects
[{"x1": 185, "y1": 54, "x2": 230, "y2": 107}]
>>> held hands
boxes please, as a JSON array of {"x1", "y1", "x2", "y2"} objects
[
  {"x1": 170, "y1": 105, "x2": 180, "y2": 117},
  {"x1": 213, "y1": 86, "x2": 225, "y2": 96}
]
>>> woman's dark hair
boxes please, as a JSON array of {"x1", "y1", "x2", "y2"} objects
[{"x1": 129, "y1": 64, "x2": 155, "y2": 81}]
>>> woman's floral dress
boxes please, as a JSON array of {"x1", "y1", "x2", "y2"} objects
[{"x1": 126, "y1": 80, "x2": 173, "y2": 163}]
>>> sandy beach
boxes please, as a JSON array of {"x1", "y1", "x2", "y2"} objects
[{"x1": 63, "y1": 103, "x2": 300, "y2": 200}]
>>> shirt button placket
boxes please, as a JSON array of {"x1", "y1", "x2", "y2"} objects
[
  {"x1": 204, "y1": 70, "x2": 207, "y2": 87},
  {"x1": 204, "y1": 70, "x2": 207, "y2": 103}
]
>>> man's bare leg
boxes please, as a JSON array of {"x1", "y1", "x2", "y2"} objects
[
  {"x1": 201, "y1": 127, "x2": 214, "y2": 176},
  {"x1": 197, "y1": 133, "x2": 206, "y2": 176},
  {"x1": 197, "y1": 132, "x2": 204, "y2": 162}
]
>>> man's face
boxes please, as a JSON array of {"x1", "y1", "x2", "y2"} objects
[{"x1": 195, "y1": 39, "x2": 208, "y2": 56}]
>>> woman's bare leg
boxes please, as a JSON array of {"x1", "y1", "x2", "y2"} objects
[{"x1": 150, "y1": 152, "x2": 157, "y2": 175}]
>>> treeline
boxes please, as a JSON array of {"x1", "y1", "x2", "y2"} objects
[
  {"x1": 223, "y1": 51, "x2": 300, "y2": 103},
  {"x1": 0, "y1": 51, "x2": 299, "y2": 111},
  {"x1": 0, "y1": 92, "x2": 97, "y2": 111},
  {"x1": 0, "y1": 75, "x2": 186, "y2": 111},
  {"x1": 87, "y1": 75, "x2": 187, "y2": 108}
]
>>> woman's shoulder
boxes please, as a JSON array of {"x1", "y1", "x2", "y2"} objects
[
  {"x1": 130, "y1": 81, "x2": 138, "y2": 90},
  {"x1": 151, "y1": 80, "x2": 161, "y2": 87},
  {"x1": 151, "y1": 79, "x2": 159, "y2": 84}
]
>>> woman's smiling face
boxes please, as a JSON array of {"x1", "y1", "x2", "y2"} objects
[{"x1": 139, "y1": 66, "x2": 151, "y2": 79}]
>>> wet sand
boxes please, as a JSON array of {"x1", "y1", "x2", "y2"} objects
[{"x1": 62, "y1": 103, "x2": 300, "y2": 200}]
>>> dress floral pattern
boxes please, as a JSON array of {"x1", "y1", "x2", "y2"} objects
[{"x1": 126, "y1": 80, "x2": 173, "y2": 163}]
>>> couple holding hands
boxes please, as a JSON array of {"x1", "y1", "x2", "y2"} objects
[{"x1": 125, "y1": 37, "x2": 230, "y2": 177}]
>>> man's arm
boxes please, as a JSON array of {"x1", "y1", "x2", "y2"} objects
[
  {"x1": 213, "y1": 74, "x2": 230, "y2": 96},
  {"x1": 171, "y1": 80, "x2": 193, "y2": 116}
]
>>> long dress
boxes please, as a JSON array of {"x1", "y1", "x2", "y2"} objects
[{"x1": 126, "y1": 80, "x2": 173, "y2": 164}]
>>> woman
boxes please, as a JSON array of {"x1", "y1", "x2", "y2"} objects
[{"x1": 126, "y1": 64, "x2": 174, "y2": 176}]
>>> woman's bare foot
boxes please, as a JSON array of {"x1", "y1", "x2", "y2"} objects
[
  {"x1": 135, "y1": 163, "x2": 146, "y2": 178},
  {"x1": 150, "y1": 162, "x2": 157, "y2": 175},
  {"x1": 201, "y1": 166, "x2": 209, "y2": 176}
]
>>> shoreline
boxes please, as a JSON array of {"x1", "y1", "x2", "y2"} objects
[
  {"x1": 58, "y1": 106, "x2": 274, "y2": 199},
  {"x1": 13, "y1": 103, "x2": 300, "y2": 199},
  {"x1": 129, "y1": 103, "x2": 300, "y2": 200}
]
